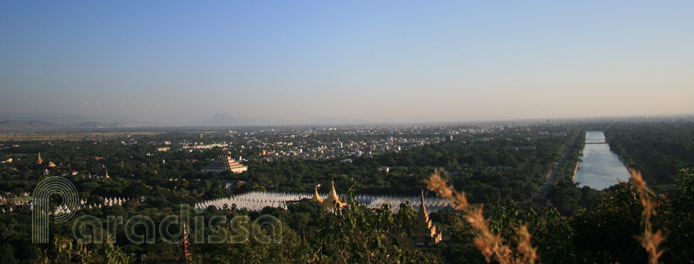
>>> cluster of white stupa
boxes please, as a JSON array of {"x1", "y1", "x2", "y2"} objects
[
  {"x1": 0, "y1": 193, "x2": 30, "y2": 203},
  {"x1": 195, "y1": 191, "x2": 312, "y2": 211},
  {"x1": 194, "y1": 191, "x2": 451, "y2": 213},
  {"x1": 98, "y1": 197, "x2": 128, "y2": 207},
  {"x1": 0, "y1": 193, "x2": 31, "y2": 213},
  {"x1": 354, "y1": 194, "x2": 451, "y2": 213},
  {"x1": 0, "y1": 195, "x2": 129, "y2": 214}
]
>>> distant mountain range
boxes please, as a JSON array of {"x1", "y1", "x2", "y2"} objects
[
  {"x1": 0, "y1": 120, "x2": 134, "y2": 131},
  {"x1": 71, "y1": 121, "x2": 134, "y2": 129},
  {"x1": 200, "y1": 113, "x2": 257, "y2": 126}
]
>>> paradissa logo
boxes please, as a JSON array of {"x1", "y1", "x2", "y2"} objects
[
  {"x1": 71, "y1": 205, "x2": 282, "y2": 244},
  {"x1": 32, "y1": 177, "x2": 282, "y2": 244},
  {"x1": 32, "y1": 176, "x2": 79, "y2": 243}
]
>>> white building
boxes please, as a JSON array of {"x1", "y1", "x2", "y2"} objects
[{"x1": 201, "y1": 156, "x2": 248, "y2": 173}]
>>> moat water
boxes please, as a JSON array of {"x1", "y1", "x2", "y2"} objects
[{"x1": 574, "y1": 131, "x2": 631, "y2": 190}]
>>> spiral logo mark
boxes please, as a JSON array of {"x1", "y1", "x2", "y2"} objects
[{"x1": 32, "y1": 176, "x2": 79, "y2": 243}]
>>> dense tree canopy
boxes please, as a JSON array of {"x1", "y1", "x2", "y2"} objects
[{"x1": 1, "y1": 122, "x2": 693, "y2": 263}]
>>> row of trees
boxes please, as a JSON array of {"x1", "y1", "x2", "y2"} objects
[{"x1": 605, "y1": 121, "x2": 694, "y2": 185}]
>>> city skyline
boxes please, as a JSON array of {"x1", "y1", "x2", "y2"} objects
[{"x1": 2, "y1": 1, "x2": 693, "y2": 126}]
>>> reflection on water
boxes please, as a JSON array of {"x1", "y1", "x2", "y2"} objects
[{"x1": 574, "y1": 131, "x2": 631, "y2": 190}]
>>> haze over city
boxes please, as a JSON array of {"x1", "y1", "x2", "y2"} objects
[{"x1": 1, "y1": 1, "x2": 693, "y2": 126}]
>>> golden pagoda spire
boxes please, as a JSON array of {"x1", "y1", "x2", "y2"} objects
[
  {"x1": 421, "y1": 190, "x2": 427, "y2": 213},
  {"x1": 329, "y1": 180, "x2": 339, "y2": 200},
  {"x1": 181, "y1": 222, "x2": 191, "y2": 261},
  {"x1": 311, "y1": 184, "x2": 323, "y2": 203},
  {"x1": 411, "y1": 189, "x2": 443, "y2": 246},
  {"x1": 105, "y1": 169, "x2": 110, "y2": 179},
  {"x1": 416, "y1": 189, "x2": 430, "y2": 228},
  {"x1": 321, "y1": 180, "x2": 345, "y2": 208},
  {"x1": 37, "y1": 152, "x2": 43, "y2": 164}
]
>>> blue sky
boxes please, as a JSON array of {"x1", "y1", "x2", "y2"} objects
[{"x1": 1, "y1": 1, "x2": 692, "y2": 125}]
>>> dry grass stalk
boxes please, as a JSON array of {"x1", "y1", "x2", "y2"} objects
[
  {"x1": 424, "y1": 170, "x2": 537, "y2": 264},
  {"x1": 630, "y1": 169, "x2": 666, "y2": 264},
  {"x1": 513, "y1": 225, "x2": 538, "y2": 264}
]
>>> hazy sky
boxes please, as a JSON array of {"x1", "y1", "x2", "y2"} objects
[{"x1": 1, "y1": 1, "x2": 693, "y2": 126}]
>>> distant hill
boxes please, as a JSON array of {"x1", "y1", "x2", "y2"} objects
[
  {"x1": 0, "y1": 112, "x2": 90, "y2": 124},
  {"x1": 0, "y1": 120, "x2": 134, "y2": 131},
  {"x1": 200, "y1": 113, "x2": 255, "y2": 126},
  {"x1": 0, "y1": 120, "x2": 64, "y2": 131},
  {"x1": 74, "y1": 121, "x2": 134, "y2": 129}
]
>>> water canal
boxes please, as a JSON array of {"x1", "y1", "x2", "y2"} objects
[{"x1": 574, "y1": 131, "x2": 631, "y2": 190}]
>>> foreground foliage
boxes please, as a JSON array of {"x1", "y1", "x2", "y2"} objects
[{"x1": 0, "y1": 169, "x2": 691, "y2": 263}]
